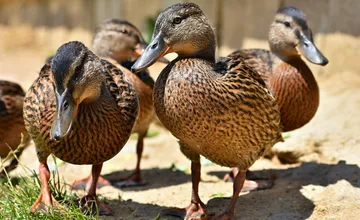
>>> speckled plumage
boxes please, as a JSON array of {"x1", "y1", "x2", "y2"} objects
[
  {"x1": 92, "y1": 18, "x2": 155, "y2": 137},
  {"x1": 155, "y1": 57, "x2": 282, "y2": 171},
  {"x1": 0, "y1": 80, "x2": 30, "y2": 173},
  {"x1": 105, "y1": 59, "x2": 154, "y2": 136},
  {"x1": 81, "y1": 18, "x2": 156, "y2": 187},
  {"x1": 229, "y1": 49, "x2": 319, "y2": 132},
  {"x1": 228, "y1": 7, "x2": 328, "y2": 132},
  {"x1": 132, "y1": 3, "x2": 283, "y2": 218},
  {"x1": 23, "y1": 41, "x2": 139, "y2": 214},
  {"x1": 24, "y1": 57, "x2": 138, "y2": 164}
]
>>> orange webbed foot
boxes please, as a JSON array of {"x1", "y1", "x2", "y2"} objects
[
  {"x1": 30, "y1": 190, "x2": 63, "y2": 213},
  {"x1": 162, "y1": 202, "x2": 214, "y2": 219},
  {"x1": 72, "y1": 175, "x2": 111, "y2": 190},
  {"x1": 111, "y1": 172, "x2": 147, "y2": 188}
]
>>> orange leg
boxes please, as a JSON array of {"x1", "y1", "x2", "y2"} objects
[
  {"x1": 111, "y1": 132, "x2": 147, "y2": 187},
  {"x1": 224, "y1": 168, "x2": 274, "y2": 192},
  {"x1": 76, "y1": 164, "x2": 113, "y2": 216},
  {"x1": 208, "y1": 171, "x2": 246, "y2": 219},
  {"x1": 30, "y1": 161, "x2": 62, "y2": 212},
  {"x1": 73, "y1": 132, "x2": 147, "y2": 190},
  {"x1": 163, "y1": 161, "x2": 213, "y2": 219}
]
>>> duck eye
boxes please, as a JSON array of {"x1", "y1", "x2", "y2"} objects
[
  {"x1": 72, "y1": 65, "x2": 82, "y2": 82},
  {"x1": 120, "y1": 29, "x2": 128, "y2": 34},
  {"x1": 74, "y1": 66, "x2": 82, "y2": 77},
  {"x1": 284, "y1": 21, "x2": 291, "y2": 28},
  {"x1": 173, "y1": 17, "x2": 182, "y2": 24},
  {"x1": 63, "y1": 100, "x2": 69, "y2": 110}
]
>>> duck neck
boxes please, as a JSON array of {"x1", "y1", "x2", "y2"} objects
[
  {"x1": 79, "y1": 83, "x2": 113, "y2": 110},
  {"x1": 272, "y1": 53, "x2": 317, "y2": 88},
  {"x1": 194, "y1": 42, "x2": 216, "y2": 63},
  {"x1": 271, "y1": 48, "x2": 301, "y2": 64},
  {"x1": 178, "y1": 33, "x2": 216, "y2": 64}
]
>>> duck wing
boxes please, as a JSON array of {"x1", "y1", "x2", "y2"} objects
[
  {"x1": 23, "y1": 62, "x2": 55, "y2": 138},
  {"x1": 227, "y1": 49, "x2": 273, "y2": 82},
  {"x1": 100, "y1": 59, "x2": 139, "y2": 122},
  {"x1": 215, "y1": 55, "x2": 267, "y2": 89}
]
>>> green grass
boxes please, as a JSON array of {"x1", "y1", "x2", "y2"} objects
[
  {"x1": 0, "y1": 137, "x2": 163, "y2": 219},
  {"x1": 0, "y1": 174, "x2": 98, "y2": 219},
  {"x1": 0, "y1": 150, "x2": 98, "y2": 220}
]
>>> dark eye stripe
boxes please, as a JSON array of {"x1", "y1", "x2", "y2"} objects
[
  {"x1": 70, "y1": 53, "x2": 88, "y2": 84},
  {"x1": 294, "y1": 29, "x2": 301, "y2": 39}
]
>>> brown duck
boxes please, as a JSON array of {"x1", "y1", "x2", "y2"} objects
[
  {"x1": 225, "y1": 6, "x2": 329, "y2": 184},
  {"x1": 0, "y1": 80, "x2": 30, "y2": 176},
  {"x1": 72, "y1": 19, "x2": 158, "y2": 189},
  {"x1": 23, "y1": 41, "x2": 139, "y2": 215},
  {"x1": 132, "y1": 3, "x2": 283, "y2": 219}
]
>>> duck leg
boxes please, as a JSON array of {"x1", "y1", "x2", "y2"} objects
[
  {"x1": 224, "y1": 168, "x2": 274, "y2": 192},
  {"x1": 209, "y1": 171, "x2": 246, "y2": 220},
  {"x1": 112, "y1": 131, "x2": 147, "y2": 187},
  {"x1": 76, "y1": 163, "x2": 113, "y2": 216},
  {"x1": 30, "y1": 161, "x2": 62, "y2": 212},
  {"x1": 163, "y1": 160, "x2": 213, "y2": 219}
]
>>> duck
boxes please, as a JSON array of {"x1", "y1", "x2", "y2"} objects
[
  {"x1": 23, "y1": 41, "x2": 139, "y2": 215},
  {"x1": 0, "y1": 80, "x2": 30, "y2": 176},
  {"x1": 132, "y1": 3, "x2": 283, "y2": 219},
  {"x1": 71, "y1": 18, "x2": 157, "y2": 189},
  {"x1": 224, "y1": 6, "x2": 329, "y2": 184}
]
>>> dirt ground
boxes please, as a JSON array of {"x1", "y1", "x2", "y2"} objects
[{"x1": 1, "y1": 27, "x2": 360, "y2": 219}]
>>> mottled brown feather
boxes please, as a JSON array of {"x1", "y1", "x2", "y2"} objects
[
  {"x1": 229, "y1": 49, "x2": 319, "y2": 131},
  {"x1": 154, "y1": 57, "x2": 282, "y2": 171},
  {"x1": 104, "y1": 58, "x2": 154, "y2": 135},
  {"x1": 0, "y1": 80, "x2": 30, "y2": 158},
  {"x1": 23, "y1": 55, "x2": 139, "y2": 164}
]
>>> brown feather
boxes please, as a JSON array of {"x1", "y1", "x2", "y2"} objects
[
  {"x1": 229, "y1": 48, "x2": 319, "y2": 132},
  {"x1": 23, "y1": 51, "x2": 139, "y2": 164},
  {"x1": 0, "y1": 80, "x2": 30, "y2": 163}
]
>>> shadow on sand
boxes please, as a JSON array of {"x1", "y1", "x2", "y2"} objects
[
  {"x1": 102, "y1": 167, "x2": 190, "y2": 191},
  {"x1": 72, "y1": 161, "x2": 360, "y2": 219},
  {"x1": 206, "y1": 161, "x2": 360, "y2": 219}
]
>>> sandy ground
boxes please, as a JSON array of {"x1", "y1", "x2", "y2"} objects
[{"x1": 1, "y1": 30, "x2": 360, "y2": 219}]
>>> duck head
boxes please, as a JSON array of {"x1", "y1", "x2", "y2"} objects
[
  {"x1": 50, "y1": 41, "x2": 104, "y2": 141},
  {"x1": 132, "y1": 3, "x2": 215, "y2": 73},
  {"x1": 269, "y1": 6, "x2": 328, "y2": 65},
  {"x1": 92, "y1": 18, "x2": 168, "y2": 64}
]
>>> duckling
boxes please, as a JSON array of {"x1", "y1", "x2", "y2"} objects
[
  {"x1": 132, "y1": 3, "x2": 282, "y2": 219},
  {"x1": 225, "y1": 6, "x2": 329, "y2": 184},
  {"x1": 72, "y1": 19, "x2": 157, "y2": 189},
  {"x1": 0, "y1": 80, "x2": 30, "y2": 176},
  {"x1": 23, "y1": 41, "x2": 139, "y2": 215}
]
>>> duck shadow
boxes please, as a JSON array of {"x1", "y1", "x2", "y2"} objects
[
  {"x1": 206, "y1": 161, "x2": 360, "y2": 220},
  {"x1": 74, "y1": 198, "x2": 180, "y2": 220},
  {"x1": 102, "y1": 167, "x2": 190, "y2": 191}
]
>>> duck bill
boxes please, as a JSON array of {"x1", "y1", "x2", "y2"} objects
[
  {"x1": 131, "y1": 33, "x2": 171, "y2": 73},
  {"x1": 133, "y1": 41, "x2": 170, "y2": 64},
  {"x1": 50, "y1": 89, "x2": 76, "y2": 141},
  {"x1": 296, "y1": 34, "x2": 328, "y2": 66}
]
